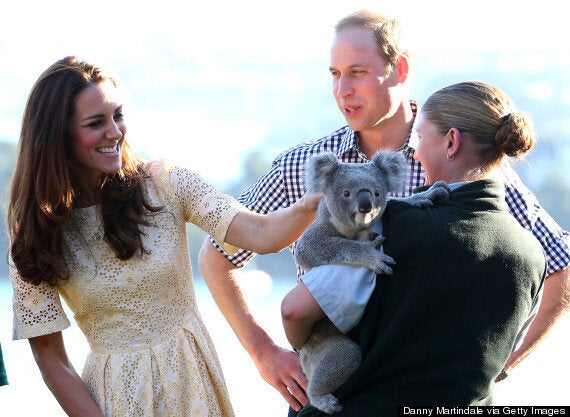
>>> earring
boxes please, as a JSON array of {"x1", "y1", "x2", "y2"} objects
[{"x1": 447, "y1": 154, "x2": 454, "y2": 160}]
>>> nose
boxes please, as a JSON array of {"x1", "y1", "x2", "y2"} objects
[
  {"x1": 334, "y1": 74, "x2": 353, "y2": 98},
  {"x1": 357, "y1": 190, "x2": 373, "y2": 213},
  {"x1": 106, "y1": 121, "x2": 123, "y2": 140}
]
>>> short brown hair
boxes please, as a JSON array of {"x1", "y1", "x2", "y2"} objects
[{"x1": 335, "y1": 10, "x2": 411, "y2": 68}]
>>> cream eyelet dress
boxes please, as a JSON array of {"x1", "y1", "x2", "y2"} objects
[{"x1": 10, "y1": 160, "x2": 247, "y2": 416}]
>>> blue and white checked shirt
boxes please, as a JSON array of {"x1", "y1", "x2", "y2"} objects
[{"x1": 212, "y1": 102, "x2": 570, "y2": 278}]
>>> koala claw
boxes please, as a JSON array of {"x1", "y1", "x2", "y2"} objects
[
  {"x1": 310, "y1": 393, "x2": 343, "y2": 414},
  {"x1": 374, "y1": 263, "x2": 394, "y2": 275},
  {"x1": 373, "y1": 253, "x2": 395, "y2": 275},
  {"x1": 369, "y1": 235, "x2": 386, "y2": 249}
]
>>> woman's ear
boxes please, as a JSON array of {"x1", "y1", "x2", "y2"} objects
[{"x1": 446, "y1": 128, "x2": 462, "y2": 160}]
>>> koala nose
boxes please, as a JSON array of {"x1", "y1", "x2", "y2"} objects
[{"x1": 357, "y1": 190, "x2": 373, "y2": 213}]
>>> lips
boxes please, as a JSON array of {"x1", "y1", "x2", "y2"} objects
[{"x1": 342, "y1": 103, "x2": 362, "y2": 116}]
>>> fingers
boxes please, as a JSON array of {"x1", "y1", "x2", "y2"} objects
[
  {"x1": 278, "y1": 377, "x2": 308, "y2": 412},
  {"x1": 254, "y1": 346, "x2": 309, "y2": 411}
]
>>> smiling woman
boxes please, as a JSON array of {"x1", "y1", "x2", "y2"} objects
[
  {"x1": 67, "y1": 81, "x2": 126, "y2": 207},
  {"x1": 5, "y1": 55, "x2": 321, "y2": 417}
]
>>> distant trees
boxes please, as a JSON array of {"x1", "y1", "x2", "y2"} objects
[{"x1": 0, "y1": 142, "x2": 17, "y2": 277}]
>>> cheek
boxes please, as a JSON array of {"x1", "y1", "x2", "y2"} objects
[
  {"x1": 414, "y1": 142, "x2": 426, "y2": 163},
  {"x1": 119, "y1": 121, "x2": 127, "y2": 137}
]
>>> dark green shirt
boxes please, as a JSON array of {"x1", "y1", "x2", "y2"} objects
[
  {"x1": 299, "y1": 180, "x2": 546, "y2": 416},
  {"x1": 0, "y1": 343, "x2": 8, "y2": 386}
]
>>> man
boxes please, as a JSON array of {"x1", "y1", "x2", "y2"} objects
[{"x1": 198, "y1": 10, "x2": 570, "y2": 413}]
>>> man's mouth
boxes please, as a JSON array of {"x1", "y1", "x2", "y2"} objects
[{"x1": 345, "y1": 106, "x2": 358, "y2": 114}]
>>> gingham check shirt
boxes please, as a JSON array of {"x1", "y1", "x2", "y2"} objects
[{"x1": 212, "y1": 102, "x2": 570, "y2": 278}]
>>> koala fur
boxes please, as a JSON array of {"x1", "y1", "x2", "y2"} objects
[{"x1": 294, "y1": 151, "x2": 447, "y2": 414}]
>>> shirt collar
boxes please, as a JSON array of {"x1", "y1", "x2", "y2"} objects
[
  {"x1": 336, "y1": 127, "x2": 360, "y2": 157},
  {"x1": 401, "y1": 100, "x2": 418, "y2": 159}
]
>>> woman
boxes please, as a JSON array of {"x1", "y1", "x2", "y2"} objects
[
  {"x1": 7, "y1": 56, "x2": 320, "y2": 417},
  {"x1": 281, "y1": 81, "x2": 547, "y2": 415}
]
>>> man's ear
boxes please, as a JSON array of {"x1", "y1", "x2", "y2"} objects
[{"x1": 395, "y1": 55, "x2": 409, "y2": 83}]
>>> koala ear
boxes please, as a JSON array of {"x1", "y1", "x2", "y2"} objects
[
  {"x1": 305, "y1": 152, "x2": 339, "y2": 193},
  {"x1": 371, "y1": 150, "x2": 408, "y2": 193}
]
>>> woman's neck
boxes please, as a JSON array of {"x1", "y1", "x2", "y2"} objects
[{"x1": 73, "y1": 181, "x2": 104, "y2": 208}]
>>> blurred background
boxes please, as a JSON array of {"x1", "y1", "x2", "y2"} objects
[{"x1": 0, "y1": 0, "x2": 568, "y2": 415}]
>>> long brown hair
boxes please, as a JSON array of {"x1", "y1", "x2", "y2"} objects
[{"x1": 8, "y1": 56, "x2": 161, "y2": 286}]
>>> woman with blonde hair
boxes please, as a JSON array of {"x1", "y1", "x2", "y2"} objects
[{"x1": 282, "y1": 81, "x2": 547, "y2": 415}]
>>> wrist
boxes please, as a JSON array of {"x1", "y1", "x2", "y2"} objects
[{"x1": 245, "y1": 333, "x2": 276, "y2": 362}]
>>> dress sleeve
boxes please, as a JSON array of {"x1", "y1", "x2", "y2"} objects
[
  {"x1": 147, "y1": 160, "x2": 249, "y2": 254},
  {"x1": 10, "y1": 262, "x2": 71, "y2": 340}
]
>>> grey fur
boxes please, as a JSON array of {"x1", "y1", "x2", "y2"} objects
[{"x1": 294, "y1": 151, "x2": 449, "y2": 414}]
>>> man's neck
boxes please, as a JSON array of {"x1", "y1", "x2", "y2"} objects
[
  {"x1": 356, "y1": 101, "x2": 415, "y2": 159},
  {"x1": 357, "y1": 119, "x2": 414, "y2": 158}
]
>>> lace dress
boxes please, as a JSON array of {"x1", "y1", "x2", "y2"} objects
[{"x1": 10, "y1": 160, "x2": 247, "y2": 416}]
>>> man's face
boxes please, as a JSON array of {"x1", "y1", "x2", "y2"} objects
[{"x1": 329, "y1": 27, "x2": 401, "y2": 139}]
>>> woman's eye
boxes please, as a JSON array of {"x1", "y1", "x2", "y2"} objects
[
  {"x1": 86, "y1": 120, "x2": 102, "y2": 128},
  {"x1": 114, "y1": 112, "x2": 124, "y2": 121}
]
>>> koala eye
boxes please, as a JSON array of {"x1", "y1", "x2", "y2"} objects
[
  {"x1": 343, "y1": 190, "x2": 351, "y2": 198},
  {"x1": 375, "y1": 190, "x2": 381, "y2": 197}
]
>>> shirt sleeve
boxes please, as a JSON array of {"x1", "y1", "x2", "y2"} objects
[
  {"x1": 209, "y1": 160, "x2": 291, "y2": 267},
  {"x1": 301, "y1": 264, "x2": 376, "y2": 333},
  {"x1": 10, "y1": 262, "x2": 71, "y2": 340},
  {"x1": 502, "y1": 164, "x2": 570, "y2": 275}
]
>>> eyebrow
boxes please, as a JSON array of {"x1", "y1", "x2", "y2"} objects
[
  {"x1": 81, "y1": 105, "x2": 123, "y2": 122},
  {"x1": 328, "y1": 63, "x2": 368, "y2": 72}
]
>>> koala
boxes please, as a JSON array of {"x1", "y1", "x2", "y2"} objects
[
  {"x1": 295, "y1": 151, "x2": 407, "y2": 276},
  {"x1": 294, "y1": 150, "x2": 448, "y2": 414}
]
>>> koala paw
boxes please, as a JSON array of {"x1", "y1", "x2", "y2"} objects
[
  {"x1": 405, "y1": 180, "x2": 450, "y2": 207},
  {"x1": 310, "y1": 393, "x2": 343, "y2": 414},
  {"x1": 372, "y1": 253, "x2": 396, "y2": 275},
  {"x1": 427, "y1": 181, "x2": 451, "y2": 202},
  {"x1": 369, "y1": 234, "x2": 386, "y2": 249}
]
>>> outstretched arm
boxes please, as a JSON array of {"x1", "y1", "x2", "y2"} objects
[
  {"x1": 503, "y1": 267, "x2": 570, "y2": 372},
  {"x1": 29, "y1": 332, "x2": 105, "y2": 417},
  {"x1": 224, "y1": 192, "x2": 321, "y2": 254},
  {"x1": 198, "y1": 241, "x2": 309, "y2": 412}
]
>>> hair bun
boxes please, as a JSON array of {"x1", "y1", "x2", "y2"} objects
[{"x1": 495, "y1": 111, "x2": 536, "y2": 158}]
